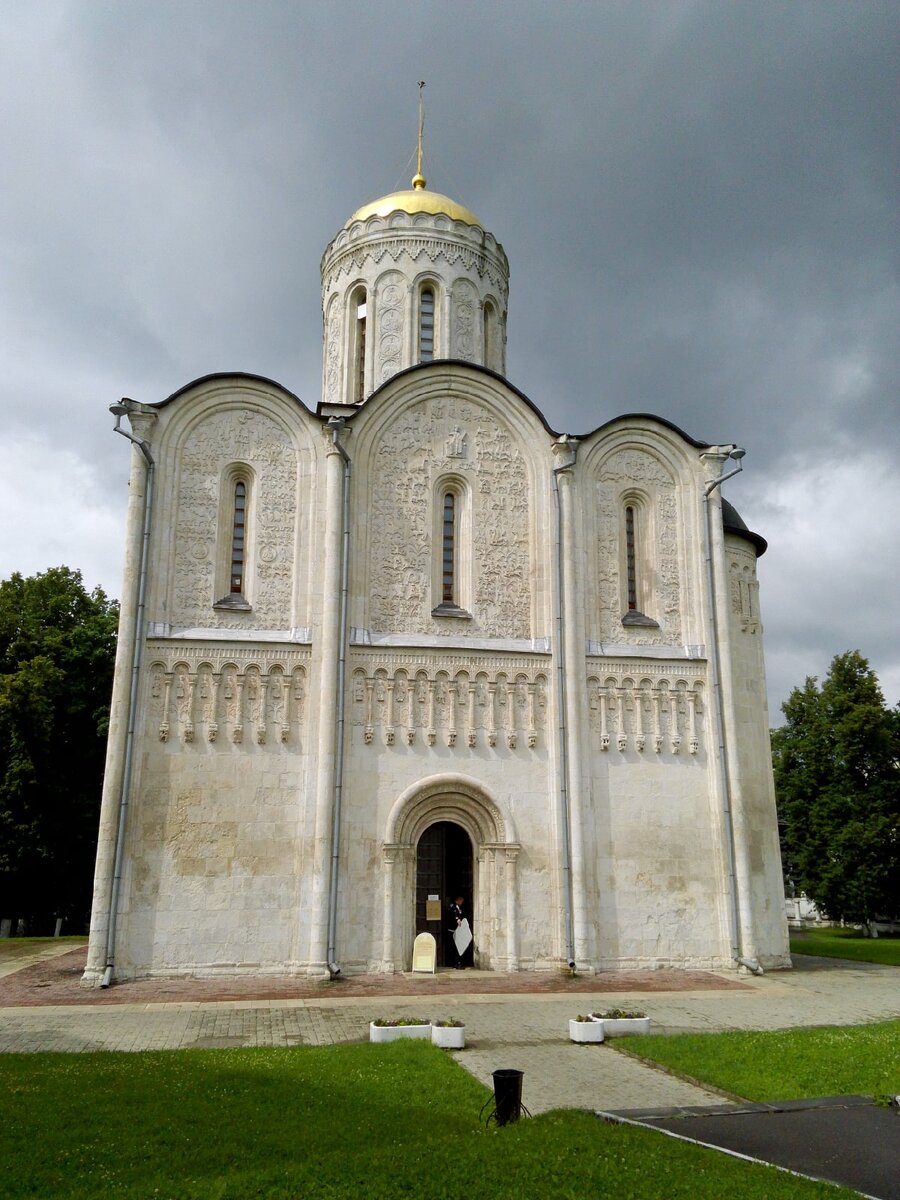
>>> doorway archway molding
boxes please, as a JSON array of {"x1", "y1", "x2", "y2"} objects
[{"x1": 381, "y1": 773, "x2": 521, "y2": 973}]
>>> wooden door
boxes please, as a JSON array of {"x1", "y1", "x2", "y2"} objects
[{"x1": 415, "y1": 822, "x2": 473, "y2": 967}]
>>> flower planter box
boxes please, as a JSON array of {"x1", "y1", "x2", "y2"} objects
[
  {"x1": 592, "y1": 1016, "x2": 651, "y2": 1037},
  {"x1": 432, "y1": 1024, "x2": 466, "y2": 1049},
  {"x1": 369, "y1": 1021, "x2": 431, "y2": 1044},
  {"x1": 568, "y1": 1018, "x2": 605, "y2": 1044}
]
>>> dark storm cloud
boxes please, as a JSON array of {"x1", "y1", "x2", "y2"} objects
[{"x1": 1, "y1": 0, "x2": 897, "y2": 711}]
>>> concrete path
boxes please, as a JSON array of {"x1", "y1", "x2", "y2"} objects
[{"x1": 1, "y1": 948, "x2": 897, "y2": 1115}]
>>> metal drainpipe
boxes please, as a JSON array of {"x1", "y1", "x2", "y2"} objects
[
  {"x1": 551, "y1": 445, "x2": 576, "y2": 970},
  {"x1": 102, "y1": 403, "x2": 155, "y2": 988},
  {"x1": 326, "y1": 418, "x2": 351, "y2": 979},
  {"x1": 702, "y1": 449, "x2": 763, "y2": 977}
]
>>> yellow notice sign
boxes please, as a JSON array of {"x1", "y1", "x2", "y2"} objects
[
  {"x1": 411, "y1": 931, "x2": 437, "y2": 973},
  {"x1": 425, "y1": 899, "x2": 441, "y2": 921}
]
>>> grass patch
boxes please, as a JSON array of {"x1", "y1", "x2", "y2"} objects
[
  {"x1": 625, "y1": 1020, "x2": 900, "y2": 1102},
  {"x1": 0, "y1": 1041, "x2": 856, "y2": 1199},
  {"x1": 790, "y1": 927, "x2": 900, "y2": 966}
]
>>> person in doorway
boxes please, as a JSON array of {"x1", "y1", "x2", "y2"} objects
[{"x1": 447, "y1": 895, "x2": 470, "y2": 969}]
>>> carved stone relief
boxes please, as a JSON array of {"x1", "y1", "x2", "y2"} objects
[
  {"x1": 145, "y1": 646, "x2": 310, "y2": 748},
  {"x1": 172, "y1": 409, "x2": 299, "y2": 630},
  {"x1": 593, "y1": 448, "x2": 682, "y2": 645},
  {"x1": 349, "y1": 654, "x2": 548, "y2": 750},
  {"x1": 368, "y1": 398, "x2": 531, "y2": 638},
  {"x1": 375, "y1": 271, "x2": 405, "y2": 385},
  {"x1": 586, "y1": 671, "x2": 705, "y2": 755},
  {"x1": 451, "y1": 280, "x2": 478, "y2": 361},
  {"x1": 323, "y1": 294, "x2": 341, "y2": 405},
  {"x1": 729, "y1": 546, "x2": 760, "y2": 634}
]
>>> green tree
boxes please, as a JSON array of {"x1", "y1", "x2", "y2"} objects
[
  {"x1": 772, "y1": 651, "x2": 899, "y2": 930},
  {"x1": 0, "y1": 567, "x2": 118, "y2": 932}
]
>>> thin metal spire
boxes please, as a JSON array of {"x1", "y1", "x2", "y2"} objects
[{"x1": 412, "y1": 80, "x2": 426, "y2": 190}]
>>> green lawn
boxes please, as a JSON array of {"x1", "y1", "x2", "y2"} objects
[
  {"x1": 0, "y1": 1041, "x2": 855, "y2": 1199},
  {"x1": 622, "y1": 1019, "x2": 900, "y2": 1102},
  {"x1": 790, "y1": 926, "x2": 900, "y2": 966}
]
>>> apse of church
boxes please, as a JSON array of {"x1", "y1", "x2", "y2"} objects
[{"x1": 83, "y1": 169, "x2": 789, "y2": 985}]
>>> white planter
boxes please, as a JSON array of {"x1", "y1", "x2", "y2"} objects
[
  {"x1": 431, "y1": 1024, "x2": 466, "y2": 1049},
  {"x1": 369, "y1": 1021, "x2": 431, "y2": 1044},
  {"x1": 569, "y1": 1018, "x2": 605, "y2": 1043},
  {"x1": 593, "y1": 1017, "x2": 651, "y2": 1037}
]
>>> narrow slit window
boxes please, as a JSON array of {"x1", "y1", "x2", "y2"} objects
[
  {"x1": 419, "y1": 287, "x2": 435, "y2": 362},
  {"x1": 442, "y1": 491, "x2": 456, "y2": 603},
  {"x1": 355, "y1": 295, "x2": 367, "y2": 402},
  {"x1": 230, "y1": 482, "x2": 247, "y2": 594},
  {"x1": 625, "y1": 504, "x2": 637, "y2": 611}
]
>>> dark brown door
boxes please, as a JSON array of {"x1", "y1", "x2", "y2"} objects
[{"x1": 415, "y1": 821, "x2": 473, "y2": 967}]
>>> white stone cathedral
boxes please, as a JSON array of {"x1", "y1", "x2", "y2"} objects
[{"x1": 84, "y1": 173, "x2": 790, "y2": 985}]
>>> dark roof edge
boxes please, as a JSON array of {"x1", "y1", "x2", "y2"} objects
[
  {"x1": 326, "y1": 360, "x2": 715, "y2": 450},
  {"x1": 721, "y1": 496, "x2": 768, "y2": 557},
  {"x1": 153, "y1": 372, "x2": 315, "y2": 415}
]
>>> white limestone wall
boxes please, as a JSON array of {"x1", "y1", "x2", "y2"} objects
[
  {"x1": 111, "y1": 643, "x2": 316, "y2": 977},
  {"x1": 724, "y1": 537, "x2": 791, "y2": 967}
]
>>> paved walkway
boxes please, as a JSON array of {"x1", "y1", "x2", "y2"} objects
[{"x1": 1, "y1": 947, "x2": 897, "y2": 1116}]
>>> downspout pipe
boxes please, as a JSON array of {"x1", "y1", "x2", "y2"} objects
[
  {"x1": 102, "y1": 401, "x2": 155, "y2": 988},
  {"x1": 551, "y1": 440, "x2": 576, "y2": 970},
  {"x1": 326, "y1": 418, "x2": 351, "y2": 979},
  {"x1": 702, "y1": 446, "x2": 764, "y2": 977}
]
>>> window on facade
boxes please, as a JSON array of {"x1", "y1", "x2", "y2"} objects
[
  {"x1": 419, "y1": 287, "x2": 435, "y2": 362},
  {"x1": 621, "y1": 500, "x2": 659, "y2": 628},
  {"x1": 230, "y1": 481, "x2": 247, "y2": 594},
  {"x1": 214, "y1": 470, "x2": 252, "y2": 611},
  {"x1": 625, "y1": 504, "x2": 637, "y2": 611},
  {"x1": 355, "y1": 293, "x2": 367, "y2": 402},
  {"x1": 432, "y1": 482, "x2": 471, "y2": 618},
  {"x1": 442, "y1": 491, "x2": 456, "y2": 603}
]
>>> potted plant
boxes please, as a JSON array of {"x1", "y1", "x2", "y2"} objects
[
  {"x1": 369, "y1": 1017, "x2": 432, "y2": 1044},
  {"x1": 431, "y1": 1018, "x2": 466, "y2": 1049},
  {"x1": 590, "y1": 1007, "x2": 650, "y2": 1037},
  {"x1": 568, "y1": 1014, "x2": 605, "y2": 1044}
]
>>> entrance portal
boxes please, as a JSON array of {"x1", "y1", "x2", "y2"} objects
[{"x1": 416, "y1": 822, "x2": 473, "y2": 967}]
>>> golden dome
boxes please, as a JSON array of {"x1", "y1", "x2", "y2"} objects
[{"x1": 349, "y1": 181, "x2": 482, "y2": 227}]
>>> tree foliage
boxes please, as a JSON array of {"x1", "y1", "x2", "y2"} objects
[
  {"x1": 0, "y1": 567, "x2": 118, "y2": 930},
  {"x1": 772, "y1": 651, "x2": 899, "y2": 926}
]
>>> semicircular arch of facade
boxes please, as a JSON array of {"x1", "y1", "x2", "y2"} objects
[
  {"x1": 578, "y1": 420, "x2": 698, "y2": 485},
  {"x1": 385, "y1": 773, "x2": 516, "y2": 849},
  {"x1": 156, "y1": 382, "x2": 319, "y2": 464},
  {"x1": 347, "y1": 363, "x2": 555, "y2": 479}
]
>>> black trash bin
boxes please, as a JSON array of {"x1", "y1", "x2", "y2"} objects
[{"x1": 491, "y1": 1068, "x2": 524, "y2": 1126}]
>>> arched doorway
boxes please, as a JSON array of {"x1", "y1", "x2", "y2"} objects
[
  {"x1": 381, "y1": 773, "x2": 521, "y2": 974},
  {"x1": 416, "y1": 822, "x2": 473, "y2": 967}
]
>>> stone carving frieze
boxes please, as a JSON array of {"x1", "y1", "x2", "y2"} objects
[
  {"x1": 586, "y1": 671, "x2": 706, "y2": 755},
  {"x1": 146, "y1": 645, "x2": 310, "y2": 748},
  {"x1": 323, "y1": 236, "x2": 509, "y2": 298},
  {"x1": 348, "y1": 654, "x2": 549, "y2": 750},
  {"x1": 172, "y1": 409, "x2": 299, "y2": 630},
  {"x1": 368, "y1": 398, "x2": 531, "y2": 639}
]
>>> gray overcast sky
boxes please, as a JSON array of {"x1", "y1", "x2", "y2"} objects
[{"x1": 1, "y1": 0, "x2": 897, "y2": 719}]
